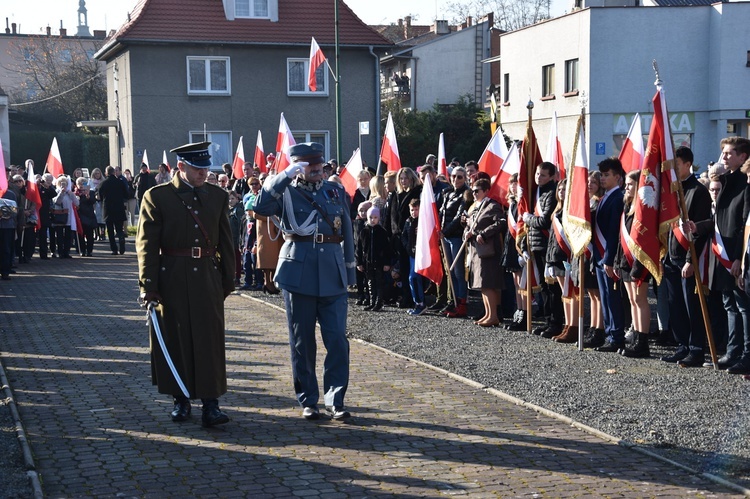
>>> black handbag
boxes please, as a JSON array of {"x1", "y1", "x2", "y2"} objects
[
  {"x1": 474, "y1": 239, "x2": 496, "y2": 258},
  {"x1": 51, "y1": 208, "x2": 69, "y2": 225}
]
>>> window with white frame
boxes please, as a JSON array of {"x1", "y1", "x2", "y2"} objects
[
  {"x1": 235, "y1": 0, "x2": 269, "y2": 18},
  {"x1": 287, "y1": 58, "x2": 327, "y2": 95},
  {"x1": 291, "y1": 131, "x2": 330, "y2": 158},
  {"x1": 187, "y1": 56, "x2": 231, "y2": 95},
  {"x1": 542, "y1": 64, "x2": 555, "y2": 98},
  {"x1": 189, "y1": 131, "x2": 232, "y2": 168},
  {"x1": 565, "y1": 59, "x2": 578, "y2": 94}
]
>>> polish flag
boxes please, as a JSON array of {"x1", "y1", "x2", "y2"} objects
[
  {"x1": 437, "y1": 133, "x2": 448, "y2": 178},
  {"x1": 546, "y1": 111, "x2": 566, "y2": 180},
  {"x1": 308, "y1": 37, "x2": 326, "y2": 92},
  {"x1": 253, "y1": 131, "x2": 266, "y2": 173},
  {"x1": 274, "y1": 113, "x2": 296, "y2": 173},
  {"x1": 488, "y1": 141, "x2": 519, "y2": 207},
  {"x1": 142, "y1": 149, "x2": 150, "y2": 168},
  {"x1": 619, "y1": 113, "x2": 644, "y2": 173},
  {"x1": 478, "y1": 128, "x2": 509, "y2": 178},
  {"x1": 25, "y1": 160, "x2": 43, "y2": 230},
  {"x1": 46, "y1": 137, "x2": 64, "y2": 177},
  {"x1": 232, "y1": 136, "x2": 246, "y2": 180},
  {"x1": 415, "y1": 173, "x2": 444, "y2": 285},
  {"x1": 379, "y1": 112, "x2": 401, "y2": 173},
  {"x1": 562, "y1": 116, "x2": 591, "y2": 257},
  {"x1": 0, "y1": 138, "x2": 7, "y2": 195},
  {"x1": 516, "y1": 120, "x2": 543, "y2": 246},
  {"x1": 162, "y1": 150, "x2": 171, "y2": 171},
  {"x1": 340, "y1": 148, "x2": 364, "y2": 199}
]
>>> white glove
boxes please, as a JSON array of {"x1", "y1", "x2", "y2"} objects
[
  {"x1": 522, "y1": 212, "x2": 532, "y2": 224},
  {"x1": 563, "y1": 261, "x2": 572, "y2": 272},
  {"x1": 285, "y1": 162, "x2": 308, "y2": 179},
  {"x1": 545, "y1": 265, "x2": 555, "y2": 278},
  {"x1": 522, "y1": 251, "x2": 530, "y2": 262},
  {"x1": 678, "y1": 220, "x2": 693, "y2": 241},
  {"x1": 518, "y1": 255, "x2": 526, "y2": 267}
]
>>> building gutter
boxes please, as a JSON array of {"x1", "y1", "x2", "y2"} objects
[{"x1": 369, "y1": 45, "x2": 381, "y2": 163}]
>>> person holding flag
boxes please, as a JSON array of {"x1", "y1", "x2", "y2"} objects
[
  {"x1": 589, "y1": 158, "x2": 625, "y2": 352},
  {"x1": 437, "y1": 166, "x2": 470, "y2": 313},
  {"x1": 660, "y1": 146, "x2": 712, "y2": 366}
]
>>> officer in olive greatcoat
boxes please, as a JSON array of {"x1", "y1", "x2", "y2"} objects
[
  {"x1": 254, "y1": 143, "x2": 356, "y2": 421},
  {"x1": 136, "y1": 142, "x2": 236, "y2": 427}
]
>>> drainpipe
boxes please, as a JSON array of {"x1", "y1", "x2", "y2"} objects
[{"x1": 369, "y1": 45, "x2": 381, "y2": 168}]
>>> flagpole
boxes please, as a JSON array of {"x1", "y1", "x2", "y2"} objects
[
  {"x1": 334, "y1": 0, "x2": 343, "y2": 163},
  {"x1": 568, "y1": 109, "x2": 586, "y2": 351},
  {"x1": 525, "y1": 99, "x2": 534, "y2": 334},
  {"x1": 652, "y1": 61, "x2": 718, "y2": 370},
  {"x1": 440, "y1": 236, "x2": 456, "y2": 308}
]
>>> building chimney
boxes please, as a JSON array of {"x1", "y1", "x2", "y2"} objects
[
  {"x1": 5, "y1": 18, "x2": 9, "y2": 34},
  {"x1": 46, "y1": 25, "x2": 51, "y2": 36},
  {"x1": 434, "y1": 20, "x2": 450, "y2": 35},
  {"x1": 404, "y1": 15, "x2": 412, "y2": 38},
  {"x1": 93, "y1": 29, "x2": 106, "y2": 38},
  {"x1": 467, "y1": 16, "x2": 473, "y2": 27},
  {"x1": 11, "y1": 22, "x2": 16, "y2": 34},
  {"x1": 60, "y1": 28, "x2": 67, "y2": 36},
  {"x1": 397, "y1": 18, "x2": 403, "y2": 28}
]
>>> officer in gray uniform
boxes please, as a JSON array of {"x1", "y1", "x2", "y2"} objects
[{"x1": 254, "y1": 142, "x2": 356, "y2": 420}]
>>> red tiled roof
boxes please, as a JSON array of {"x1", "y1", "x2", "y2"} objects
[{"x1": 106, "y1": 0, "x2": 391, "y2": 49}]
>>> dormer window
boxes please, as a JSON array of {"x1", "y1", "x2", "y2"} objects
[{"x1": 236, "y1": 0, "x2": 269, "y2": 18}]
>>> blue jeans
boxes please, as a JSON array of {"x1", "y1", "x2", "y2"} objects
[
  {"x1": 445, "y1": 237, "x2": 467, "y2": 300},
  {"x1": 408, "y1": 257, "x2": 424, "y2": 305}
]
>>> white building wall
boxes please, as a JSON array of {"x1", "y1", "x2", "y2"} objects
[{"x1": 499, "y1": 3, "x2": 750, "y2": 170}]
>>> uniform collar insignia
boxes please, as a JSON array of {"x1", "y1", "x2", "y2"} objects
[{"x1": 295, "y1": 178, "x2": 323, "y2": 192}]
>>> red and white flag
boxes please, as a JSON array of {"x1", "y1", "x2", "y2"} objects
[
  {"x1": 253, "y1": 131, "x2": 266, "y2": 173},
  {"x1": 25, "y1": 160, "x2": 43, "y2": 230},
  {"x1": 274, "y1": 113, "x2": 296, "y2": 173},
  {"x1": 437, "y1": 133, "x2": 448, "y2": 178},
  {"x1": 619, "y1": 113, "x2": 644, "y2": 173},
  {"x1": 415, "y1": 173, "x2": 444, "y2": 285},
  {"x1": 629, "y1": 86, "x2": 681, "y2": 284},
  {"x1": 0, "y1": 138, "x2": 7, "y2": 196},
  {"x1": 562, "y1": 117, "x2": 591, "y2": 257},
  {"x1": 379, "y1": 112, "x2": 401, "y2": 173},
  {"x1": 488, "y1": 141, "x2": 519, "y2": 207},
  {"x1": 232, "y1": 136, "x2": 246, "y2": 180},
  {"x1": 162, "y1": 150, "x2": 171, "y2": 171},
  {"x1": 516, "y1": 121, "x2": 543, "y2": 243},
  {"x1": 308, "y1": 37, "x2": 326, "y2": 92},
  {"x1": 46, "y1": 137, "x2": 64, "y2": 177},
  {"x1": 340, "y1": 148, "x2": 364, "y2": 199},
  {"x1": 545, "y1": 111, "x2": 566, "y2": 180},
  {"x1": 478, "y1": 128, "x2": 509, "y2": 178}
]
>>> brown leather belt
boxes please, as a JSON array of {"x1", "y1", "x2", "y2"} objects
[
  {"x1": 161, "y1": 247, "x2": 216, "y2": 258},
  {"x1": 287, "y1": 234, "x2": 343, "y2": 244}
]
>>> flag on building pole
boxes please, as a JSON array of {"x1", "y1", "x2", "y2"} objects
[
  {"x1": 46, "y1": 137, "x2": 64, "y2": 177},
  {"x1": 274, "y1": 113, "x2": 296, "y2": 173},
  {"x1": 437, "y1": 133, "x2": 448, "y2": 178},
  {"x1": 162, "y1": 150, "x2": 171, "y2": 171},
  {"x1": 562, "y1": 114, "x2": 591, "y2": 257},
  {"x1": 379, "y1": 112, "x2": 401, "y2": 174},
  {"x1": 487, "y1": 141, "x2": 519, "y2": 207},
  {"x1": 478, "y1": 127, "x2": 509, "y2": 178},
  {"x1": 254, "y1": 131, "x2": 266, "y2": 173},
  {"x1": 619, "y1": 113, "x2": 644, "y2": 173},
  {"x1": 25, "y1": 160, "x2": 43, "y2": 230},
  {"x1": 546, "y1": 111, "x2": 566, "y2": 180},
  {"x1": 142, "y1": 149, "x2": 150, "y2": 168},
  {"x1": 232, "y1": 136, "x2": 246, "y2": 179},
  {"x1": 0, "y1": 138, "x2": 7, "y2": 195},
  {"x1": 628, "y1": 86, "x2": 680, "y2": 284},
  {"x1": 308, "y1": 37, "x2": 327, "y2": 92},
  {"x1": 340, "y1": 148, "x2": 364, "y2": 199},
  {"x1": 414, "y1": 173, "x2": 444, "y2": 285}
]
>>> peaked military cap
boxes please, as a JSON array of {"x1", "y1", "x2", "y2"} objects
[
  {"x1": 170, "y1": 141, "x2": 212, "y2": 168},
  {"x1": 289, "y1": 142, "x2": 325, "y2": 165}
]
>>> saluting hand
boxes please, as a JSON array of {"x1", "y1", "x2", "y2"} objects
[{"x1": 285, "y1": 162, "x2": 308, "y2": 179}]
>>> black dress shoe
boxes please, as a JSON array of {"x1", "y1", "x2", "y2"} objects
[
  {"x1": 371, "y1": 301, "x2": 383, "y2": 312},
  {"x1": 326, "y1": 406, "x2": 351, "y2": 420},
  {"x1": 661, "y1": 348, "x2": 689, "y2": 363},
  {"x1": 171, "y1": 398, "x2": 191, "y2": 422},
  {"x1": 678, "y1": 353, "x2": 706, "y2": 368},
  {"x1": 727, "y1": 359, "x2": 750, "y2": 375},
  {"x1": 580, "y1": 328, "x2": 605, "y2": 348},
  {"x1": 201, "y1": 399, "x2": 229, "y2": 427},
  {"x1": 302, "y1": 406, "x2": 320, "y2": 420},
  {"x1": 541, "y1": 326, "x2": 562, "y2": 339},
  {"x1": 595, "y1": 338, "x2": 624, "y2": 352},
  {"x1": 717, "y1": 355, "x2": 740, "y2": 370},
  {"x1": 532, "y1": 325, "x2": 548, "y2": 336}
]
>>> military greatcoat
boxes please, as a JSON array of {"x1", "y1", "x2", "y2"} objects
[{"x1": 136, "y1": 174, "x2": 235, "y2": 399}]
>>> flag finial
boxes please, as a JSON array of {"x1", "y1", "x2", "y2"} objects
[{"x1": 652, "y1": 59, "x2": 662, "y2": 87}]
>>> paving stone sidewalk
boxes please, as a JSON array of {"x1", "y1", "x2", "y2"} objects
[{"x1": 0, "y1": 248, "x2": 744, "y2": 497}]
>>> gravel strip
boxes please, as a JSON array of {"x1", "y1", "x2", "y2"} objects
[{"x1": 245, "y1": 287, "x2": 750, "y2": 490}]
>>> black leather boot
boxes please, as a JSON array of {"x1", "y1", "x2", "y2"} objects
[
  {"x1": 201, "y1": 398, "x2": 229, "y2": 427},
  {"x1": 171, "y1": 396, "x2": 191, "y2": 422},
  {"x1": 621, "y1": 332, "x2": 651, "y2": 358}
]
